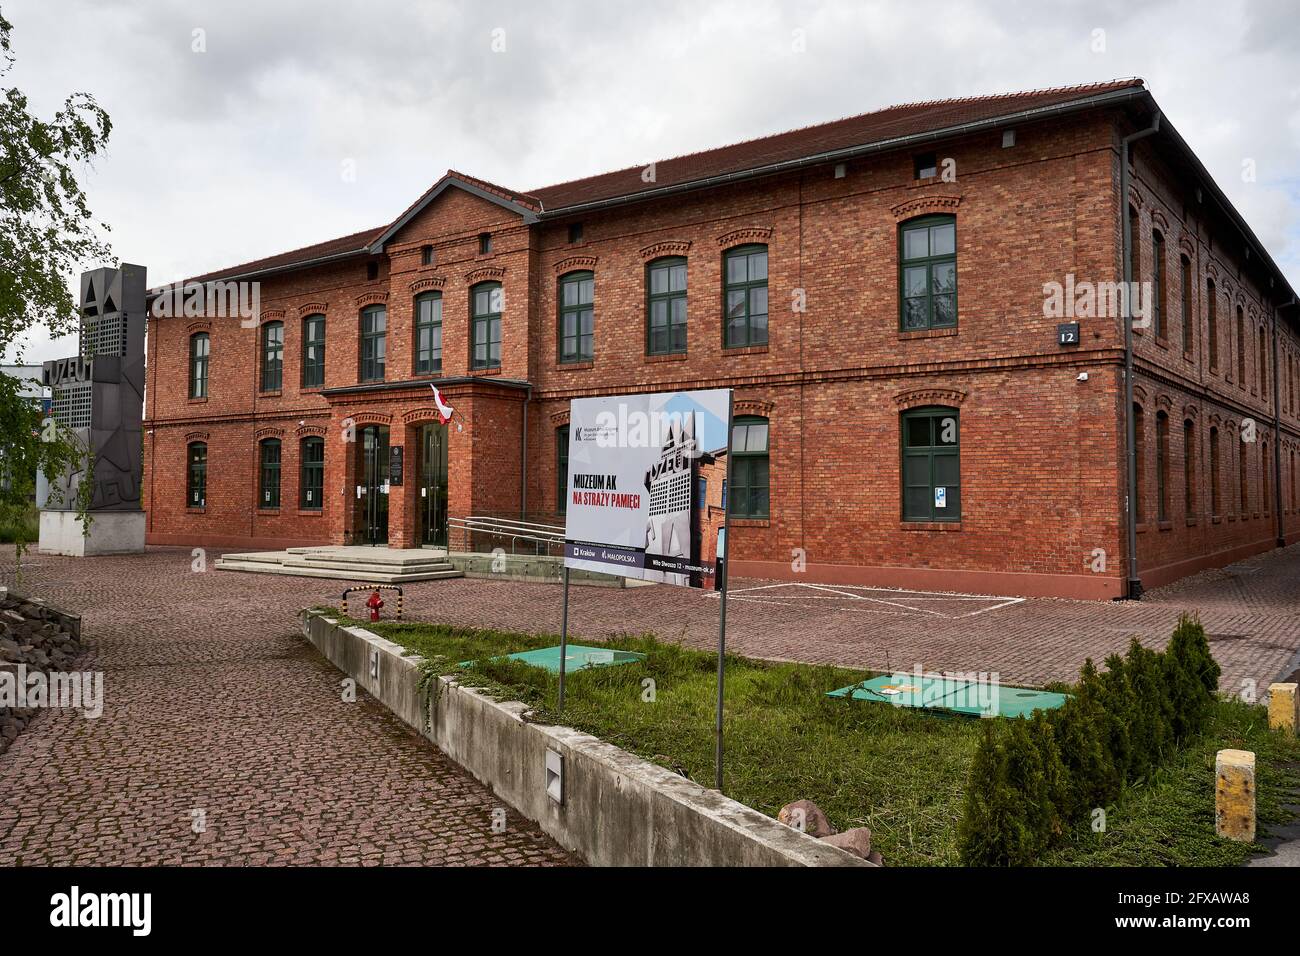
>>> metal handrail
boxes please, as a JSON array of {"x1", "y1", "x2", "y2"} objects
[{"x1": 447, "y1": 513, "x2": 567, "y2": 556}]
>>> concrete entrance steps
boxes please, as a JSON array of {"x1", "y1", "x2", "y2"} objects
[{"x1": 214, "y1": 546, "x2": 465, "y2": 584}]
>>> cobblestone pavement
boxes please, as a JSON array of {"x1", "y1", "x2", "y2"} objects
[
  {"x1": 0, "y1": 547, "x2": 575, "y2": 867},
  {"x1": 393, "y1": 544, "x2": 1297, "y2": 694}
]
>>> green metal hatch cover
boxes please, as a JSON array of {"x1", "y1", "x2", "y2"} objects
[
  {"x1": 459, "y1": 644, "x2": 646, "y2": 674},
  {"x1": 827, "y1": 673, "x2": 1068, "y2": 718}
]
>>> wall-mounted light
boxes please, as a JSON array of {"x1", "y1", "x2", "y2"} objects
[{"x1": 545, "y1": 748, "x2": 564, "y2": 804}]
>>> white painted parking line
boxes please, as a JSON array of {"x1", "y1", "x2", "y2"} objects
[{"x1": 707, "y1": 581, "x2": 1026, "y2": 620}]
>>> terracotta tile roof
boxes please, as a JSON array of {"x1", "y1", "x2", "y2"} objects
[
  {"x1": 169, "y1": 80, "x2": 1145, "y2": 286},
  {"x1": 530, "y1": 79, "x2": 1146, "y2": 209}
]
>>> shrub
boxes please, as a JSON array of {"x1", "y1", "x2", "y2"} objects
[{"x1": 959, "y1": 615, "x2": 1218, "y2": 866}]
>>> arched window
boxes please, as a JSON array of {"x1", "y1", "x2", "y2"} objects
[
  {"x1": 1206, "y1": 278, "x2": 1218, "y2": 371},
  {"x1": 1258, "y1": 326, "x2": 1268, "y2": 399},
  {"x1": 1128, "y1": 206, "x2": 1141, "y2": 287},
  {"x1": 1239, "y1": 433, "x2": 1249, "y2": 515},
  {"x1": 187, "y1": 442, "x2": 207, "y2": 508},
  {"x1": 1209, "y1": 426, "x2": 1221, "y2": 517},
  {"x1": 1156, "y1": 410, "x2": 1169, "y2": 523},
  {"x1": 1180, "y1": 254, "x2": 1193, "y2": 354},
  {"x1": 1133, "y1": 404, "x2": 1145, "y2": 524},
  {"x1": 259, "y1": 438, "x2": 281, "y2": 509},
  {"x1": 899, "y1": 217, "x2": 956, "y2": 331},
  {"x1": 1151, "y1": 230, "x2": 1165, "y2": 339},
  {"x1": 260, "y1": 321, "x2": 283, "y2": 392},
  {"x1": 470, "y1": 282, "x2": 502, "y2": 370},
  {"x1": 729, "y1": 415, "x2": 770, "y2": 518},
  {"x1": 1183, "y1": 419, "x2": 1196, "y2": 519},
  {"x1": 1237, "y1": 305, "x2": 1246, "y2": 386},
  {"x1": 646, "y1": 257, "x2": 687, "y2": 355},
  {"x1": 723, "y1": 244, "x2": 769, "y2": 347},
  {"x1": 189, "y1": 332, "x2": 209, "y2": 399},
  {"x1": 414, "y1": 292, "x2": 443, "y2": 375},
  {"x1": 1262, "y1": 439, "x2": 1270, "y2": 516},
  {"x1": 359, "y1": 305, "x2": 386, "y2": 382},
  {"x1": 300, "y1": 437, "x2": 324, "y2": 510},
  {"x1": 902, "y1": 406, "x2": 959, "y2": 521},
  {"x1": 301, "y1": 314, "x2": 325, "y2": 388},
  {"x1": 558, "y1": 271, "x2": 594, "y2": 363}
]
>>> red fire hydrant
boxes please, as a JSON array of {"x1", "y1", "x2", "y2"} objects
[{"x1": 365, "y1": 589, "x2": 384, "y2": 622}]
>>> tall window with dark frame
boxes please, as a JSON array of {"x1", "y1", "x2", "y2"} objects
[
  {"x1": 1210, "y1": 426, "x2": 1221, "y2": 516},
  {"x1": 1183, "y1": 419, "x2": 1196, "y2": 518},
  {"x1": 1133, "y1": 404, "x2": 1145, "y2": 524},
  {"x1": 1156, "y1": 411, "x2": 1169, "y2": 523},
  {"x1": 558, "y1": 271, "x2": 594, "y2": 363},
  {"x1": 1263, "y1": 439, "x2": 1270, "y2": 515},
  {"x1": 359, "y1": 305, "x2": 386, "y2": 382},
  {"x1": 900, "y1": 216, "x2": 956, "y2": 331},
  {"x1": 1128, "y1": 207, "x2": 1141, "y2": 289},
  {"x1": 470, "y1": 282, "x2": 502, "y2": 370},
  {"x1": 723, "y1": 245, "x2": 768, "y2": 348},
  {"x1": 1206, "y1": 278, "x2": 1218, "y2": 370},
  {"x1": 260, "y1": 321, "x2": 283, "y2": 391},
  {"x1": 258, "y1": 438, "x2": 281, "y2": 509},
  {"x1": 189, "y1": 332, "x2": 209, "y2": 399},
  {"x1": 556, "y1": 425, "x2": 570, "y2": 514},
  {"x1": 1258, "y1": 327, "x2": 1268, "y2": 399},
  {"x1": 300, "y1": 437, "x2": 324, "y2": 510},
  {"x1": 301, "y1": 314, "x2": 325, "y2": 388},
  {"x1": 1239, "y1": 436, "x2": 1249, "y2": 515},
  {"x1": 1237, "y1": 306, "x2": 1246, "y2": 386},
  {"x1": 1151, "y1": 231, "x2": 1165, "y2": 339},
  {"x1": 1180, "y1": 255, "x2": 1193, "y2": 354},
  {"x1": 729, "y1": 415, "x2": 770, "y2": 518},
  {"x1": 414, "y1": 292, "x2": 443, "y2": 375},
  {"x1": 901, "y1": 406, "x2": 960, "y2": 521},
  {"x1": 647, "y1": 257, "x2": 687, "y2": 355},
  {"x1": 187, "y1": 442, "x2": 207, "y2": 508}
]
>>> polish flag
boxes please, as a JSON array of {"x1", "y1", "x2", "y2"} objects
[{"x1": 431, "y1": 384, "x2": 455, "y2": 424}]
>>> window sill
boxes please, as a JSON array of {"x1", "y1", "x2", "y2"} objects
[
  {"x1": 900, "y1": 520, "x2": 961, "y2": 531},
  {"x1": 297, "y1": 509, "x2": 323, "y2": 517},
  {"x1": 1253, "y1": 511, "x2": 1261, "y2": 519},
  {"x1": 257, "y1": 508, "x2": 281, "y2": 516},
  {"x1": 469, "y1": 367, "x2": 502, "y2": 377},
  {"x1": 1154, "y1": 335, "x2": 1169, "y2": 350},
  {"x1": 645, "y1": 352, "x2": 688, "y2": 363},
  {"x1": 1212, "y1": 515, "x2": 1222, "y2": 525},
  {"x1": 301, "y1": 386, "x2": 325, "y2": 395},
  {"x1": 722, "y1": 344, "x2": 769, "y2": 355},
  {"x1": 1183, "y1": 350, "x2": 1195, "y2": 362},
  {"x1": 728, "y1": 518, "x2": 769, "y2": 527},
  {"x1": 259, "y1": 390, "x2": 283, "y2": 398},
  {"x1": 557, "y1": 361, "x2": 594, "y2": 371},
  {"x1": 187, "y1": 397, "x2": 208, "y2": 405},
  {"x1": 1157, "y1": 520, "x2": 1173, "y2": 531},
  {"x1": 1186, "y1": 516, "x2": 1198, "y2": 527},
  {"x1": 186, "y1": 507, "x2": 206, "y2": 515},
  {"x1": 898, "y1": 326, "x2": 958, "y2": 341}
]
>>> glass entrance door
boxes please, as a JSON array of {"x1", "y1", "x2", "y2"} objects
[
  {"x1": 358, "y1": 425, "x2": 389, "y2": 545},
  {"x1": 420, "y1": 422, "x2": 448, "y2": 547}
]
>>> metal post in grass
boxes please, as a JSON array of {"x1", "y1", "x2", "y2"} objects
[
  {"x1": 715, "y1": 396, "x2": 735, "y2": 793},
  {"x1": 558, "y1": 564, "x2": 570, "y2": 712}
]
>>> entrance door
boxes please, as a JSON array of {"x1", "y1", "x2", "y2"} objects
[
  {"x1": 358, "y1": 425, "x2": 389, "y2": 545},
  {"x1": 420, "y1": 422, "x2": 448, "y2": 547}
]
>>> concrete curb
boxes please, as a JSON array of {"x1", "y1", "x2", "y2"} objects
[{"x1": 300, "y1": 609, "x2": 871, "y2": 867}]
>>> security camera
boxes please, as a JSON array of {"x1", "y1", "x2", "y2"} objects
[{"x1": 1076, "y1": 372, "x2": 1089, "y2": 382}]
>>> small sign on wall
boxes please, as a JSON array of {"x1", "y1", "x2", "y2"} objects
[
  {"x1": 389, "y1": 446, "x2": 403, "y2": 486},
  {"x1": 1057, "y1": 322, "x2": 1080, "y2": 347},
  {"x1": 935, "y1": 487, "x2": 947, "y2": 509}
]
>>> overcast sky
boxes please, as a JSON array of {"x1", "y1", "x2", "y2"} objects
[{"x1": 4, "y1": 0, "x2": 1298, "y2": 364}]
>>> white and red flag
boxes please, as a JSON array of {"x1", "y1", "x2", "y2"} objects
[{"x1": 430, "y1": 384, "x2": 455, "y2": 424}]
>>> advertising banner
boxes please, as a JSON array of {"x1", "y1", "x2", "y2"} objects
[{"x1": 563, "y1": 388, "x2": 732, "y2": 587}]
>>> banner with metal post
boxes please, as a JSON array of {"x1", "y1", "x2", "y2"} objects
[{"x1": 559, "y1": 388, "x2": 734, "y2": 789}]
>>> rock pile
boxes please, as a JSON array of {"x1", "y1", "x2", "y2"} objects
[
  {"x1": 778, "y1": 799, "x2": 883, "y2": 866},
  {"x1": 0, "y1": 591, "x2": 84, "y2": 755}
]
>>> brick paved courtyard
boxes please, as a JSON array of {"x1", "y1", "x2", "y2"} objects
[
  {"x1": 1, "y1": 542, "x2": 1297, "y2": 866},
  {"x1": 0, "y1": 547, "x2": 575, "y2": 867}
]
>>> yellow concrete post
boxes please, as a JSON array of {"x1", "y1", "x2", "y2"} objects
[
  {"x1": 1268, "y1": 683, "x2": 1298, "y2": 734},
  {"x1": 1215, "y1": 749, "x2": 1255, "y2": 843}
]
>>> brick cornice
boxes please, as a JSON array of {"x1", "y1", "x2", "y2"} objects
[
  {"x1": 184, "y1": 430, "x2": 210, "y2": 441},
  {"x1": 733, "y1": 399, "x2": 774, "y2": 417},
  {"x1": 893, "y1": 386, "x2": 966, "y2": 409},
  {"x1": 354, "y1": 291, "x2": 389, "y2": 308},
  {"x1": 409, "y1": 276, "x2": 446, "y2": 293},
  {"x1": 296, "y1": 301, "x2": 328, "y2": 317},
  {"x1": 185, "y1": 320, "x2": 212, "y2": 334},
  {"x1": 639, "y1": 240, "x2": 692, "y2": 260},
  {"x1": 295, "y1": 423, "x2": 326, "y2": 438},
  {"x1": 465, "y1": 266, "x2": 506, "y2": 284},
  {"x1": 717, "y1": 226, "x2": 773, "y2": 248},
  {"x1": 891, "y1": 194, "x2": 961, "y2": 221},
  {"x1": 254, "y1": 426, "x2": 285, "y2": 439},
  {"x1": 553, "y1": 255, "x2": 598, "y2": 274}
]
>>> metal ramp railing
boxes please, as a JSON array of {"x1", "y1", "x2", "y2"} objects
[{"x1": 447, "y1": 513, "x2": 566, "y2": 556}]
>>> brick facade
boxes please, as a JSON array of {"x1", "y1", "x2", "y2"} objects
[{"x1": 142, "y1": 84, "x2": 1300, "y2": 598}]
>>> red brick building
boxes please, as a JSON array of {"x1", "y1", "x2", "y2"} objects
[{"x1": 142, "y1": 80, "x2": 1300, "y2": 599}]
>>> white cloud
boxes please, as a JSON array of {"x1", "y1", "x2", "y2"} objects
[{"x1": 4, "y1": 0, "x2": 1298, "y2": 363}]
